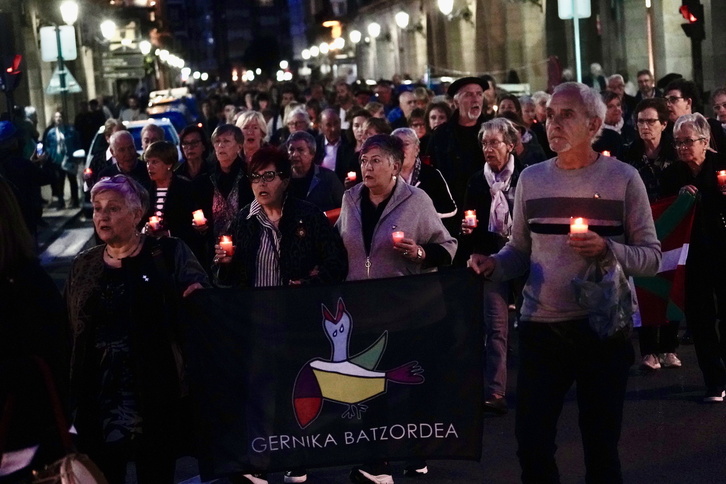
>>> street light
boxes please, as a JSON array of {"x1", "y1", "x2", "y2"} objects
[
  {"x1": 310, "y1": 46, "x2": 320, "y2": 57},
  {"x1": 438, "y1": 0, "x2": 454, "y2": 16},
  {"x1": 395, "y1": 11, "x2": 410, "y2": 29},
  {"x1": 368, "y1": 22, "x2": 381, "y2": 39},
  {"x1": 332, "y1": 37, "x2": 345, "y2": 50},
  {"x1": 100, "y1": 20, "x2": 116, "y2": 40},
  {"x1": 319, "y1": 42, "x2": 329, "y2": 54},
  {"x1": 60, "y1": 1, "x2": 79, "y2": 25},
  {"x1": 280, "y1": 60, "x2": 289, "y2": 70},
  {"x1": 302, "y1": 49, "x2": 311, "y2": 60},
  {"x1": 55, "y1": 0, "x2": 78, "y2": 119},
  {"x1": 139, "y1": 40, "x2": 152, "y2": 55},
  {"x1": 349, "y1": 30, "x2": 362, "y2": 44}
]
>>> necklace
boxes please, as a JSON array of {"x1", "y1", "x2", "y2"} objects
[{"x1": 105, "y1": 235, "x2": 142, "y2": 260}]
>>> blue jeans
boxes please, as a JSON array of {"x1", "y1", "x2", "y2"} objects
[
  {"x1": 515, "y1": 319, "x2": 634, "y2": 484},
  {"x1": 483, "y1": 279, "x2": 509, "y2": 398}
]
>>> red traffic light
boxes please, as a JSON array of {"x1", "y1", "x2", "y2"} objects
[{"x1": 680, "y1": 5, "x2": 697, "y2": 22}]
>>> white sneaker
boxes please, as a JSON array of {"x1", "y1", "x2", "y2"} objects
[
  {"x1": 242, "y1": 474, "x2": 269, "y2": 484},
  {"x1": 641, "y1": 354, "x2": 661, "y2": 370},
  {"x1": 704, "y1": 389, "x2": 726, "y2": 403},
  {"x1": 660, "y1": 353, "x2": 682, "y2": 368}
]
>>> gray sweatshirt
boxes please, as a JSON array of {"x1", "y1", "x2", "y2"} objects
[{"x1": 491, "y1": 155, "x2": 661, "y2": 323}]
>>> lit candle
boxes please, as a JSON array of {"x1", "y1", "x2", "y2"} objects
[
  {"x1": 601, "y1": 150, "x2": 611, "y2": 157},
  {"x1": 84, "y1": 168, "x2": 92, "y2": 175},
  {"x1": 464, "y1": 210, "x2": 477, "y2": 227},
  {"x1": 347, "y1": 171, "x2": 357, "y2": 181},
  {"x1": 192, "y1": 209, "x2": 207, "y2": 226},
  {"x1": 392, "y1": 231, "x2": 405, "y2": 245},
  {"x1": 219, "y1": 235, "x2": 235, "y2": 257},
  {"x1": 718, "y1": 170, "x2": 726, "y2": 186},
  {"x1": 570, "y1": 217, "x2": 588, "y2": 238},
  {"x1": 149, "y1": 215, "x2": 161, "y2": 231}
]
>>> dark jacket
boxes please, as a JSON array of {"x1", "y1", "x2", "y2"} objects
[
  {"x1": 314, "y1": 136, "x2": 356, "y2": 182},
  {"x1": 410, "y1": 162, "x2": 458, "y2": 220},
  {"x1": 622, "y1": 137, "x2": 677, "y2": 202},
  {"x1": 592, "y1": 128, "x2": 625, "y2": 160},
  {"x1": 216, "y1": 196, "x2": 348, "y2": 287},
  {"x1": 299, "y1": 165, "x2": 344, "y2": 212},
  {"x1": 98, "y1": 159, "x2": 151, "y2": 189}
]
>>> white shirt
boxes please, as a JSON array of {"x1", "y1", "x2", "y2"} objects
[{"x1": 321, "y1": 137, "x2": 341, "y2": 172}]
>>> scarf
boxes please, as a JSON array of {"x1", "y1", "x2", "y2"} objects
[
  {"x1": 484, "y1": 154, "x2": 515, "y2": 238},
  {"x1": 212, "y1": 168, "x2": 245, "y2": 237},
  {"x1": 603, "y1": 118, "x2": 624, "y2": 134},
  {"x1": 406, "y1": 157, "x2": 422, "y2": 186}
]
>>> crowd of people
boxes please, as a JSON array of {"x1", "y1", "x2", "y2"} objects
[{"x1": 1, "y1": 66, "x2": 726, "y2": 484}]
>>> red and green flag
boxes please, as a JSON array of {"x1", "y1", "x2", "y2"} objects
[{"x1": 634, "y1": 193, "x2": 696, "y2": 326}]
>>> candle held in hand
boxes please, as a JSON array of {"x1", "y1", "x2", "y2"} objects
[
  {"x1": 392, "y1": 231, "x2": 405, "y2": 245},
  {"x1": 347, "y1": 171, "x2": 357, "y2": 181},
  {"x1": 464, "y1": 210, "x2": 477, "y2": 227},
  {"x1": 219, "y1": 235, "x2": 235, "y2": 257},
  {"x1": 570, "y1": 217, "x2": 588, "y2": 239},
  {"x1": 718, "y1": 170, "x2": 726, "y2": 190},
  {"x1": 192, "y1": 209, "x2": 207, "y2": 226},
  {"x1": 149, "y1": 216, "x2": 161, "y2": 231}
]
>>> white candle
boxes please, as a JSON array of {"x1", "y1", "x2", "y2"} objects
[
  {"x1": 465, "y1": 210, "x2": 477, "y2": 227},
  {"x1": 149, "y1": 216, "x2": 161, "y2": 231},
  {"x1": 219, "y1": 235, "x2": 235, "y2": 257},
  {"x1": 392, "y1": 231, "x2": 405, "y2": 245},
  {"x1": 570, "y1": 217, "x2": 588, "y2": 237},
  {"x1": 347, "y1": 171, "x2": 357, "y2": 181},
  {"x1": 192, "y1": 209, "x2": 207, "y2": 226}
]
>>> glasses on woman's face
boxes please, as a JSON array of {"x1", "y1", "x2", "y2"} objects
[
  {"x1": 249, "y1": 170, "x2": 284, "y2": 183},
  {"x1": 636, "y1": 118, "x2": 660, "y2": 127},
  {"x1": 665, "y1": 96, "x2": 684, "y2": 105},
  {"x1": 182, "y1": 139, "x2": 202, "y2": 149},
  {"x1": 673, "y1": 137, "x2": 706, "y2": 149},
  {"x1": 481, "y1": 139, "x2": 506, "y2": 150}
]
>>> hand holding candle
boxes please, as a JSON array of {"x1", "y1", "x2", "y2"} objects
[
  {"x1": 347, "y1": 171, "x2": 357, "y2": 181},
  {"x1": 219, "y1": 235, "x2": 235, "y2": 257},
  {"x1": 718, "y1": 170, "x2": 726, "y2": 194},
  {"x1": 464, "y1": 210, "x2": 477, "y2": 228},
  {"x1": 392, "y1": 231, "x2": 405, "y2": 245},
  {"x1": 192, "y1": 209, "x2": 207, "y2": 226},
  {"x1": 570, "y1": 217, "x2": 588, "y2": 239},
  {"x1": 83, "y1": 168, "x2": 92, "y2": 180},
  {"x1": 148, "y1": 215, "x2": 161, "y2": 231}
]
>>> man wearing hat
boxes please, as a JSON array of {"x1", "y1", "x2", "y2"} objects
[{"x1": 426, "y1": 76, "x2": 492, "y2": 237}]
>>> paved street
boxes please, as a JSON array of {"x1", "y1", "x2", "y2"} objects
[{"x1": 39, "y1": 215, "x2": 726, "y2": 484}]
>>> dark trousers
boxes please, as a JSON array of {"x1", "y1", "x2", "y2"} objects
[
  {"x1": 638, "y1": 320, "x2": 680, "y2": 355},
  {"x1": 81, "y1": 438, "x2": 176, "y2": 484},
  {"x1": 52, "y1": 165, "x2": 79, "y2": 204},
  {"x1": 515, "y1": 319, "x2": 634, "y2": 484},
  {"x1": 686, "y1": 259, "x2": 726, "y2": 390}
]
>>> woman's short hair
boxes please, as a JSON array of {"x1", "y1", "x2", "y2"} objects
[
  {"x1": 602, "y1": 91, "x2": 621, "y2": 105},
  {"x1": 531, "y1": 91, "x2": 551, "y2": 106},
  {"x1": 364, "y1": 102, "x2": 384, "y2": 116},
  {"x1": 286, "y1": 130, "x2": 316, "y2": 155},
  {"x1": 212, "y1": 124, "x2": 243, "y2": 144},
  {"x1": 497, "y1": 94, "x2": 523, "y2": 118},
  {"x1": 360, "y1": 134, "x2": 404, "y2": 167},
  {"x1": 413, "y1": 86, "x2": 431, "y2": 104},
  {"x1": 634, "y1": 98, "x2": 669, "y2": 123},
  {"x1": 103, "y1": 118, "x2": 125, "y2": 139},
  {"x1": 91, "y1": 174, "x2": 149, "y2": 215},
  {"x1": 408, "y1": 108, "x2": 425, "y2": 124},
  {"x1": 144, "y1": 140, "x2": 177, "y2": 166},
  {"x1": 673, "y1": 112, "x2": 711, "y2": 140},
  {"x1": 423, "y1": 102, "x2": 452, "y2": 128},
  {"x1": 362, "y1": 117, "x2": 392, "y2": 136},
  {"x1": 0, "y1": 177, "x2": 35, "y2": 273},
  {"x1": 391, "y1": 127, "x2": 420, "y2": 148},
  {"x1": 478, "y1": 117, "x2": 520, "y2": 147},
  {"x1": 285, "y1": 106, "x2": 311, "y2": 126},
  {"x1": 235, "y1": 110, "x2": 268, "y2": 136},
  {"x1": 179, "y1": 123, "x2": 212, "y2": 160},
  {"x1": 248, "y1": 146, "x2": 291, "y2": 179},
  {"x1": 519, "y1": 95, "x2": 535, "y2": 107}
]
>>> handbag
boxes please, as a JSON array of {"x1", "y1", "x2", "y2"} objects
[
  {"x1": 571, "y1": 247, "x2": 635, "y2": 340},
  {"x1": 0, "y1": 357, "x2": 108, "y2": 484}
]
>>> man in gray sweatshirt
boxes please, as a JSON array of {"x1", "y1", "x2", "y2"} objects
[{"x1": 469, "y1": 82, "x2": 661, "y2": 483}]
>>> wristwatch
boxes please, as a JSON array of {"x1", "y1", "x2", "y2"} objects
[{"x1": 416, "y1": 246, "x2": 424, "y2": 260}]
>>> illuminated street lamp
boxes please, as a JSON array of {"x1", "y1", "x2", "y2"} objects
[
  {"x1": 395, "y1": 11, "x2": 410, "y2": 29},
  {"x1": 349, "y1": 30, "x2": 362, "y2": 44},
  {"x1": 280, "y1": 60, "x2": 289, "y2": 69},
  {"x1": 55, "y1": 1, "x2": 79, "y2": 119},
  {"x1": 319, "y1": 42, "x2": 329, "y2": 54},
  {"x1": 139, "y1": 40, "x2": 152, "y2": 55},
  {"x1": 302, "y1": 49, "x2": 311, "y2": 60},
  {"x1": 310, "y1": 46, "x2": 320, "y2": 57},
  {"x1": 60, "y1": 1, "x2": 79, "y2": 25},
  {"x1": 100, "y1": 20, "x2": 116, "y2": 40},
  {"x1": 332, "y1": 37, "x2": 345, "y2": 50},
  {"x1": 438, "y1": 0, "x2": 454, "y2": 16},
  {"x1": 367, "y1": 22, "x2": 381, "y2": 39}
]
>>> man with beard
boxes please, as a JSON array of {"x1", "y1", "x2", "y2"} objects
[
  {"x1": 426, "y1": 77, "x2": 490, "y2": 236},
  {"x1": 334, "y1": 80, "x2": 357, "y2": 130}
]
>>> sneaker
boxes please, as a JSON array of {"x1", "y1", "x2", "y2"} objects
[
  {"x1": 350, "y1": 463, "x2": 393, "y2": 484},
  {"x1": 660, "y1": 353, "x2": 682, "y2": 368},
  {"x1": 403, "y1": 464, "x2": 428, "y2": 477},
  {"x1": 284, "y1": 468, "x2": 308, "y2": 483},
  {"x1": 704, "y1": 389, "x2": 725, "y2": 403},
  {"x1": 640, "y1": 354, "x2": 661, "y2": 370}
]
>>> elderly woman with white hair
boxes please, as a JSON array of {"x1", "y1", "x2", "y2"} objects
[
  {"x1": 460, "y1": 117, "x2": 526, "y2": 415},
  {"x1": 660, "y1": 113, "x2": 726, "y2": 403},
  {"x1": 391, "y1": 127, "x2": 457, "y2": 220},
  {"x1": 66, "y1": 174, "x2": 208, "y2": 483},
  {"x1": 270, "y1": 106, "x2": 312, "y2": 146},
  {"x1": 235, "y1": 110, "x2": 267, "y2": 162}
]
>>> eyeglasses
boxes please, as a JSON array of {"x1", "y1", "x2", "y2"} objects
[
  {"x1": 249, "y1": 170, "x2": 284, "y2": 183},
  {"x1": 410, "y1": 122, "x2": 425, "y2": 128},
  {"x1": 181, "y1": 139, "x2": 202, "y2": 148},
  {"x1": 673, "y1": 138, "x2": 706, "y2": 149},
  {"x1": 287, "y1": 120, "x2": 308, "y2": 128},
  {"x1": 481, "y1": 140, "x2": 507, "y2": 149},
  {"x1": 665, "y1": 96, "x2": 685, "y2": 105},
  {"x1": 636, "y1": 118, "x2": 661, "y2": 126}
]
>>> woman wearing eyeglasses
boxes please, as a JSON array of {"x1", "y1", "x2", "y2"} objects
[
  {"x1": 66, "y1": 174, "x2": 208, "y2": 483},
  {"x1": 660, "y1": 113, "x2": 726, "y2": 403},
  {"x1": 622, "y1": 98, "x2": 682, "y2": 371}
]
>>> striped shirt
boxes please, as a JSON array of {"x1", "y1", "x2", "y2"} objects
[{"x1": 247, "y1": 200, "x2": 283, "y2": 287}]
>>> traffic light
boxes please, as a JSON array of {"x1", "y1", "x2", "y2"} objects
[
  {"x1": 0, "y1": 54, "x2": 22, "y2": 93},
  {"x1": 679, "y1": 1, "x2": 705, "y2": 41}
]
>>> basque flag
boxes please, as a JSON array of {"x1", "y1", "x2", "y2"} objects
[
  {"x1": 184, "y1": 269, "x2": 484, "y2": 480},
  {"x1": 633, "y1": 193, "x2": 696, "y2": 326}
]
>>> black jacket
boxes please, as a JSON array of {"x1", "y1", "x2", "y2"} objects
[{"x1": 314, "y1": 136, "x2": 357, "y2": 182}]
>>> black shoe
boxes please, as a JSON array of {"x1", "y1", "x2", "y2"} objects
[
  {"x1": 70, "y1": 200, "x2": 80, "y2": 209},
  {"x1": 284, "y1": 468, "x2": 307, "y2": 483},
  {"x1": 54, "y1": 200, "x2": 66, "y2": 210},
  {"x1": 484, "y1": 396, "x2": 508, "y2": 415}
]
